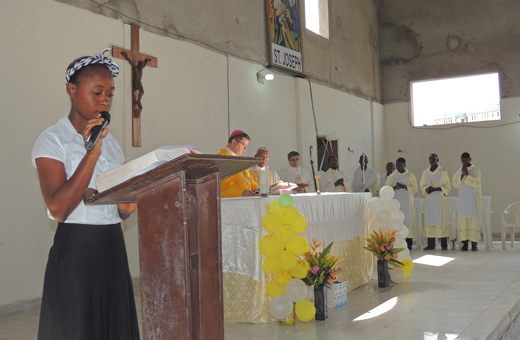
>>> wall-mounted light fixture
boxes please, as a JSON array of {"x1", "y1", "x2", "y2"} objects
[{"x1": 257, "y1": 69, "x2": 274, "y2": 84}]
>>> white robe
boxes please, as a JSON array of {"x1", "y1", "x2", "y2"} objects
[
  {"x1": 278, "y1": 165, "x2": 315, "y2": 193},
  {"x1": 420, "y1": 166, "x2": 451, "y2": 238},
  {"x1": 386, "y1": 170, "x2": 418, "y2": 238},
  {"x1": 353, "y1": 167, "x2": 380, "y2": 196},
  {"x1": 379, "y1": 173, "x2": 393, "y2": 192},
  {"x1": 319, "y1": 168, "x2": 350, "y2": 192},
  {"x1": 453, "y1": 165, "x2": 482, "y2": 242}
]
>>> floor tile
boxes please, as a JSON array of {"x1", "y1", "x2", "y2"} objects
[{"x1": 2, "y1": 241, "x2": 520, "y2": 340}]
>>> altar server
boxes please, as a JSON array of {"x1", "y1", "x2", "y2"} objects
[
  {"x1": 452, "y1": 152, "x2": 482, "y2": 251},
  {"x1": 420, "y1": 153, "x2": 451, "y2": 250},
  {"x1": 386, "y1": 158, "x2": 418, "y2": 250},
  {"x1": 379, "y1": 162, "x2": 395, "y2": 192},
  {"x1": 352, "y1": 155, "x2": 380, "y2": 196}
]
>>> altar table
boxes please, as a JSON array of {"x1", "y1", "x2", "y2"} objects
[{"x1": 220, "y1": 192, "x2": 373, "y2": 323}]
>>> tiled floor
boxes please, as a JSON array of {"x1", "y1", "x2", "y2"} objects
[{"x1": 2, "y1": 241, "x2": 520, "y2": 340}]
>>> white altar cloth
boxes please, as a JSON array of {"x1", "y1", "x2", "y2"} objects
[{"x1": 220, "y1": 192, "x2": 371, "y2": 284}]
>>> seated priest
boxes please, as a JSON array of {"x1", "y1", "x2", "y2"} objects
[
  {"x1": 319, "y1": 156, "x2": 351, "y2": 192},
  {"x1": 352, "y1": 154, "x2": 380, "y2": 196},
  {"x1": 249, "y1": 147, "x2": 281, "y2": 186},
  {"x1": 217, "y1": 130, "x2": 259, "y2": 197},
  {"x1": 278, "y1": 151, "x2": 315, "y2": 193}
]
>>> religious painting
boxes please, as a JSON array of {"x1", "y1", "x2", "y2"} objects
[{"x1": 265, "y1": 0, "x2": 305, "y2": 76}]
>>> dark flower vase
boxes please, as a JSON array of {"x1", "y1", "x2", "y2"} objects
[
  {"x1": 314, "y1": 285, "x2": 328, "y2": 320},
  {"x1": 377, "y1": 260, "x2": 389, "y2": 288}
]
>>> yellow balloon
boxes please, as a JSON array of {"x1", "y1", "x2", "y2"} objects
[
  {"x1": 270, "y1": 200, "x2": 281, "y2": 214},
  {"x1": 275, "y1": 271, "x2": 292, "y2": 286},
  {"x1": 293, "y1": 214, "x2": 307, "y2": 234},
  {"x1": 263, "y1": 256, "x2": 282, "y2": 274},
  {"x1": 266, "y1": 280, "x2": 285, "y2": 298},
  {"x1": 286, "y1": 236, "x2": 310, "y2": 255},
  {"x1": 276, "y1": 224, "x2": 298, "y2": 244},
  {"x1": 295, "y1": 299, "x2": 316, "y2": 322},
  {"x1": 404, "y1": 271, "x2": 410, "y2": 280},
  {"x1": 290, "y1": 259, "x2": 310, "y2": 279},
  {"x1": 279, "y1": 206, "x2": 299, "y2": 224},
  {"x1": 262, "y1": 213, "x2": 283, "y2": 233},
  {"x1": 258, "y1": 234, "x2": 284, "y2": 257},
  {"x1": 278, "y1": 250, "x2": 298, "y2": 270},
  {"x1": 401, "y1": 259, "x2": 415, "y2": 272}
]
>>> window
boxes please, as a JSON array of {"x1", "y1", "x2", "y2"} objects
[
  {"x1": 305, "y1": 0, "x2": 329, "y2": 39},
  {"x1": 410, "y1": 73, "x2": 501, "y2": 127}
]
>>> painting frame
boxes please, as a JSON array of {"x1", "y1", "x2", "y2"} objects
[{"x1": 265, "y1": 0, "x2": 306, "y2": 76}]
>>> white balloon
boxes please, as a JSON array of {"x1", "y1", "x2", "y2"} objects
[
  {"x1": 386, "y1": 199, "x2": 401, "y2": 212},
  {"x1": 377, "y1": 209, "x2": 392, "y2": 223},
  {"x1": 388, "y1": 218, "x2": 402, "y2": 230},
  {"x1": 394, "y1": 234, "x2": 406, "y2": 248},
  {"x1": 380, "y1": 223, "x2": 393, "y2": 233},
  {"x1": 370, "y1": 219, "x2": 385, "y2": 232},
  {"x1": 269, "y1": 295, "x2": 293, "y2": 319},
  {"x1": 399, "y1": 227, "x2": 409, "y2": 238},
  {"x1": 391, "y1": 210, "x2": 405, "y2": 223},
  {"x1": 284, "y1": 279, "x2": 308, "y2": 302},
  {"x1": 379, "y1": 186, "x2": 395, "y2": 202},
  {"x1": 369, "y1": 197, "x2": 385, "y2": 214},
  {"x1": 390, "y1": 268, "x2": 406, "y2": 283},
  {"x1": 398, "y1": 247, "x2": 410, "y2": 260},
  {"x1": 305, "y1": 285, "x2": 314, "y2": 301}
]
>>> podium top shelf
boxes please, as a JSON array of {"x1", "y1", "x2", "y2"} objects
[{"x1": 86, "y1": 154, "x2": 262, "y2": 205}]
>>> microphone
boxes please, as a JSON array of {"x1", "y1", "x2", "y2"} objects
[{"x1": 85, "y1": 111, "x2": 111, "y2": 151}]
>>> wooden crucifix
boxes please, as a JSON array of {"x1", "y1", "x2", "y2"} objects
[{"x1": 112, "y1": 23, "x2": 158, "y2": 147}]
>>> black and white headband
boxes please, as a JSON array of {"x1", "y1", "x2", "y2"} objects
[{"x1": 65, "y1": 48, "x2": 120, "y2": 84}]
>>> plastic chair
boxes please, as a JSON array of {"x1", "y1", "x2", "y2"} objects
[
  {"x1": 502, "y1": 201, "x2": 520, "y2": 249},
  {"x1": 446, "y1": 197, "x2": 459, "y2": 249},
  {"x1": 481, "y1": 196, "x2": 493, "y2": 249},
  {"x1": 413, "y1": 198, "x2": 425, "y2": 248}
]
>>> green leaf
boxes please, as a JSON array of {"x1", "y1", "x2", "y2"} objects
[{"x1": 318, "y1": 242, "x2": 334, "y2": 262}]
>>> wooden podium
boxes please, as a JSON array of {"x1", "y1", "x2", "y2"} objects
[{"x1": 86, "y1": 154, "x2": 261, "y2": 340}]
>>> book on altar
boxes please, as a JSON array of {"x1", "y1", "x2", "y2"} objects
[
  {"x1": 95, "y1": 144, "x2": 198, "y2": 192},
  {"x1": 269, "y1": 181, "x2": 298, "y2": 195}
]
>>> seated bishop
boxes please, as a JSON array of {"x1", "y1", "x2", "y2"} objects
[{"x1": 217, "y1": 130, "x2": 259, "y2": 198}]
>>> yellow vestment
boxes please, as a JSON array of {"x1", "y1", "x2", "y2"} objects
[{"x1": 217, "y1": 148, "x2": 259, "y2": 198}]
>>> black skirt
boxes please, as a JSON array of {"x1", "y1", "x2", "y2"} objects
[{"x1": 38, "y1": 222, "x2": 140, "y2": 340}]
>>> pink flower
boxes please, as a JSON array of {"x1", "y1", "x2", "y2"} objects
[
  {"x1": 340, "y1": 266, "x2": 344, "y2": 272},
  {"x1": 311, "y1": 266, "x2": 320, "y2": 274}
]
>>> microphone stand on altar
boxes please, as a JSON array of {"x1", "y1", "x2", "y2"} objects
[{"x1": 309, "y1": 146, "x2": 321, "y2": 195}]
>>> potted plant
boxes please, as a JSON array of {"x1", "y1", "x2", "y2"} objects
[
  {"x1": 363, "y1": 228, "x2": 405, "y2": 287},
  {"x1": 302, "y1": 239, "x2": 344, "y2": 320}
]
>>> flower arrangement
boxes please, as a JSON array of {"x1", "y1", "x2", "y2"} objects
[
  {"x1": 364, "y1": 228, "x2": 405, "y2": 268},
  {"x1": 302, "y1": 239, "x2": 344, "y2": 288}
]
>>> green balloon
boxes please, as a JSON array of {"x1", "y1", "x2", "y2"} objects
[{"x1": 278, "y1": 194, "x2": 294, "y2": 208}]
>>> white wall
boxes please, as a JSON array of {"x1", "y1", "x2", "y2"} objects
[
  {"x1": 0, "y1": 0, "x2": 383, "y2": 309},
  {"x1": 384, "y1": 97, "x2": 520, "y2": 233}
]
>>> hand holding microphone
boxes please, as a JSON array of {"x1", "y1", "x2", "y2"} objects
[{"x1": 85, "y1": 111, "x2": 111, "y2": 151}]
